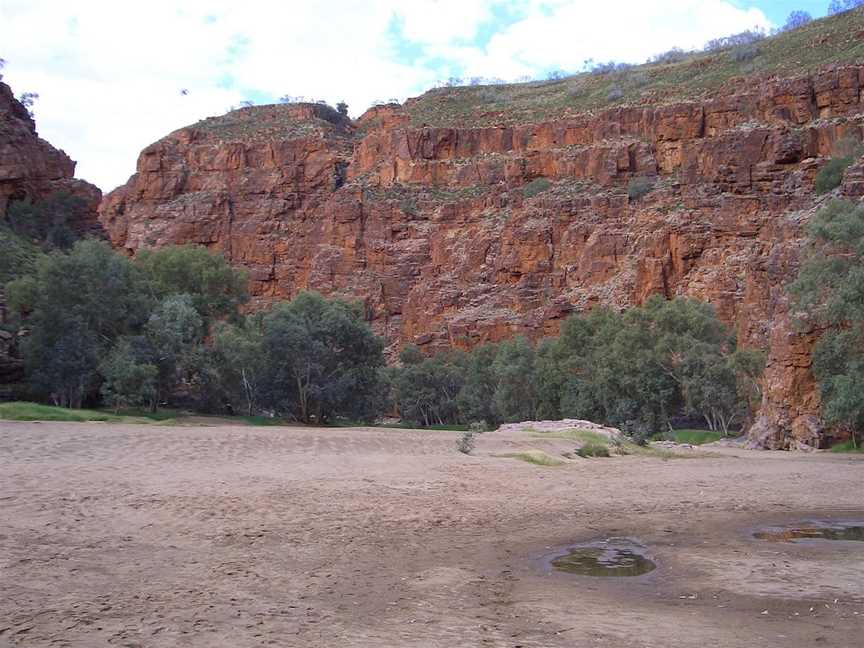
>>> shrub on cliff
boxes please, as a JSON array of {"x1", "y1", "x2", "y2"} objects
[
  {"x1": 782, "y1": 10, "x2": 812, "y2": 31},
  {"x1": 790, "y1": 200, "x2": 864, "y2": 447},
  {"x1": 627, "y1": 177, "x2": 654, "y2": 201},
  {"x1": 5, "y1": 192, "x2": 88, "y2": 250},
  {"x1": 815, "y1": 138, "x2": 863, "y2": 194},
  {"x1": 829, "y1": 0, "x2": 864, "y2": 15},
  {"x1": 0, "y1": 224, "x2": 40, "y2": 284},
  {"x1": 522, "y1": 178, "x2": 551, "y2": 198}
]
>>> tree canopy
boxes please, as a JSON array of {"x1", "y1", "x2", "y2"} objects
[{"x1": 791, "y1": 200, "x2": 864, "y2": 445}]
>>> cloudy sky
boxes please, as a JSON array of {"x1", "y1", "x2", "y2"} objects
[{"x1": 0, "y1": 0, "x2": 832, "y2": 191}]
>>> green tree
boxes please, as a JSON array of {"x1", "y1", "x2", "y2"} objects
[
  {"x1": 143, "y1": 294, "x2": 204, "y2": 409},
  {"x1": 136, "y1": 245, "x2": 248, "y2": 323},
  {"x1": 259, "y1": 292, "x2": 385, "y2": 423},
  {"x1": 212, "y1": 316, "x2": 265, "y2": 416},
  {"x1": 491, "y1": 337, "x2": 538, "y2": 422},
  {"x1": 391, "y1": 349, "x2": 466, "y2": 427},
  {"x1": 790, "y1": 200, "x2": 864, "y2": 446},
  {"x1": 99, "y1": 338, "x2": 157, "y2": 412},
  {"x1": 554, "y1": 297, "x2": 757, "y2": 438},
  {"x1": 533, "y1": 338, "x2": 567, "y2": 421},
  {"x1": 456, "y1": 343, "x2": 499, "y2": 426},
  {"x1": 6, "y1": 192, "x2": 89, "y2": 250},
  {"x1": 6, "y1": 240, "x2": 149, "y2": 407}
]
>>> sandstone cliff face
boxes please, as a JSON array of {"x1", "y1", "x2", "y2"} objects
[
  {"x1": 100, "y1": 68, "x2": 864, "y2": 449},
  {"x1": 0, "y1": 82, "x2": 102, "y2": 233}
]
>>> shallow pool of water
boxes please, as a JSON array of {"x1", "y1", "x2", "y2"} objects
[
  {"x1": 754, "y1": 522, "x2": 864, "y2": 543},
  {"x1": 548, "y1": 538, "x2": 656, "y2": 577}
]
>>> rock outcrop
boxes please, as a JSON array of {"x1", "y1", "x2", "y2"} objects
[
  {"x1": 0, "y1": 81, "x2": 103, "y2": 395},
  {"x1": 100, "y1": 67, "x2": 864, "y2": 449},
  {"x1": 0, "y1": 82, "x2": 102, "y2": 233}
]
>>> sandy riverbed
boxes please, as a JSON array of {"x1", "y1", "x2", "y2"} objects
[{"x1": 1, "y1": 421, "x2": 862, "y2": 647}]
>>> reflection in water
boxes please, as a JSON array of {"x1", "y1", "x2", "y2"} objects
[
  {"x1": 754, "y1": 523, "x2": 864, "y2": 543},
  {"x1": 550, "y1": 538, "x2": 656, "y2": 577}
]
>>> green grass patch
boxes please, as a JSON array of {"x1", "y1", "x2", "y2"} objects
[
  {"x1": 236, "y1": 415, "x2": 291, "y2": 426},
  {"x1": 529, "y1": 428, "x2": 613, "y2": 444},
  {"x1": 373, "y1": 422, "x2": 471, "y2": 431},
  {"x1": 829, "y1": 440, "x2": 864, "y2": 454},
  {"x1": 576, "y1": 443, "x2": 610, "y2": 458},
  {"x1": 0, "y1": 402, "x2": 144, "y2": 423},
  {"x1": 658, "y1": 429, "x2": 726, "y2": 445},
  {"x1": 499, "y1": 450, "x2": 565, "y2": 466}
]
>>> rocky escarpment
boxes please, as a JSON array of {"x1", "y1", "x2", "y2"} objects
[
  {"x1": 100, "y1": 66, "x2": 864, "y2": 449},
  {"x1": 0, "y1": 82, "x2": 102, "y2": 234},
  {"x1": 0, "y1": 81, "x2": 103, "y2": 393}
]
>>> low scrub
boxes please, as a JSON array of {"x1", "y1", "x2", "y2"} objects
[
  {"x1": 815, "y1": 137, "x2": 863, "y2": 194},
  {"x1": 522, "y1": 178, "x2": 552, "y2": 198},
  {"x1": 499, "y1": 450, "x2": 564, "y2": 466},
  {"x1": 627, "y1": 177, "x2": 654, "y2": 201},
  {"x1": 576, "y1": 443, "x2": 611, "y2": 458},
  {"x1": 815, "y1": 156, "x2": 854, "y2": 194}
]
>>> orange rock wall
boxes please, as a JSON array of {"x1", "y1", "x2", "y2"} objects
[
  {"x1": 0, "y1": 82, "x2": 102, "y2": 233},
  {"x1": 99, "y1": 69, "x2": 864, "y2": 448}
]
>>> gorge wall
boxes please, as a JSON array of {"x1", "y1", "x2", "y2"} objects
[
  {"x1": 98, "y1": 66, "x2": 864, "y2": 449},
  {"x1": 0, "y1": 82, "x2": 102, "y2": 235},
  {"x1": 0, "y1": 81, "x2": 102, "y2": 394}
]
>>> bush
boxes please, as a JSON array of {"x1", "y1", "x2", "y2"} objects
[
  {"x1": 704, "y1": 29, "x2": 765, "y2": 52},
  {"x1": 457, "y1": 430, "x2": 476, "y2": 454},
  {"x1": 782, "y1": 10, "x2": 812, "y2": 31},
  {"x1": 649, "y1": 48, "x2": 690, "y2": 64},
  {"x1": 522, "y1": 178, "x2": 551, "y2": 198},
  {"x1": 576, "y1": 442, "x2": 610, "y2": 458},
  {"x1": 628, "y1": 177, "x2": 654, "y2": 201},
  {"x1": 607, "y1": 85, "x2": 623, "y2": 101},
  {"x1": 730, "y1": 44, "x2": 760, "y2": 62},
  {"x1": 5, "y1": 192, "x2": 89, "y2": 251},
  {"x1": 829, "y1": 0, "x2": 864, "y2": 15},
  {"x1": 815, "y1": 156, "x2": 854, "y2": 194}
]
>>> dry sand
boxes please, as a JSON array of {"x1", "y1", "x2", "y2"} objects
[{"x1": 0, "y1": 421, "x2": 862, "y2": 647}]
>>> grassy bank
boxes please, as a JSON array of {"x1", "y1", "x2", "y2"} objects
[
  {"x1": 830, "y1": 440, "x2": 864, "y2": 454},
  {"x1": 0, "y1": 402, "x2": 295, "y2": 427}
]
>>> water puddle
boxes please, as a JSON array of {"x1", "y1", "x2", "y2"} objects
[
  {"x1": 754, "y1": 521, "x2": 864, "y2": 543},
  {"x1": 546, "y1": 538, "x2": 656, "y2": 577}
]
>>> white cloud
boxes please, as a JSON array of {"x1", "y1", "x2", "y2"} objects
[{"x1": 0, "y1": 0, "x2": 773, "y2": 191}]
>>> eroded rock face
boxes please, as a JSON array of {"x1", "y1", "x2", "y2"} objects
[
  {"x1": 100, "y1": 68, "x2": 864, "y2": 449},
  {"x1": 0, "y1": 82, "x2": 102, "y2": 231}
]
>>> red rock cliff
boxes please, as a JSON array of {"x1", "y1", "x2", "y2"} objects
[
  {"x1": 0, "y1": 81, "x2": 102, "y2": 234},
  {"x1": 100, "y1": 68, "x2": 864, "y2": 449}
]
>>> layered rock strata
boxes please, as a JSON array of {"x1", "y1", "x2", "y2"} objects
[{"x1": 100, "y1": 68, "x2": 864, "y2": 448}]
